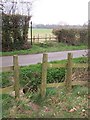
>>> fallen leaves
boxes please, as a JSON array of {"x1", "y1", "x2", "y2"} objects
[
  {"x1": 69, "y1": 107, "x2": 77, "y2": 113},
  {"x1": 88, "y1": 96, "x2": 90, "y2": 99}
]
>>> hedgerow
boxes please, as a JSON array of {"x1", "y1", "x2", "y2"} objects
[
  {"x1": 52, "y1": 28, "x2": 88, "y2": 45},
  {"x1": 2, "y1": 13, "x2": 31, "y2": 51}
]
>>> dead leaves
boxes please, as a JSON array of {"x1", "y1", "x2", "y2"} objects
[{"x1": 69, "y1": 107, "x2": 77, "y2": 113}]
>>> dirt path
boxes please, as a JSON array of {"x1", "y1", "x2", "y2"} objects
[{"x1": 0, "y1": 49, "x2": 87, "y2": 67}]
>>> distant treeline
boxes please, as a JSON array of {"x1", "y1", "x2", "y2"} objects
[{"x1": 33, "y1": 24, "x2": 88, "y2": 29}]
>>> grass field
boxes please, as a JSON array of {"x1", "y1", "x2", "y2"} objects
[{"x1": 28, "y1": 28, "x2": 54, "y2": 38}]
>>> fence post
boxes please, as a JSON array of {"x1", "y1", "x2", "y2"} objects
[
  {"x1": 33, "y1": 35, "x2": 35, "y2": 43},
  {"x1": 49, "y1": 34, "x2": 51, "y2": 41},
  {"x1": 65, "y1": 53, "x2": 73, "y2": 92},
  {"x1": 13, "y1": 55, "x2": 20, "y2": 100},
  {"x1": 30, "y1": 21, "x2": 33, "y2": 45},
  {"x1": 37, "y1": 34, "x2": 39, "y2": 43},
  {"x1": 45, "y1": 34, "x2": 47, "y2": 42},
  {"x1": 41, "y1": 53, "x2": 48, "y2": 98}
]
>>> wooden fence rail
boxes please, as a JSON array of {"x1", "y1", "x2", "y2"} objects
[
  {"x1": 0, "y1": 55, "x2": 20, "y2": 100},
  {"x1": 28, "y1": 34, "x2": 57, "y2": 43},
  {"x1": 40, "y1": 53, "x2": 88, "y2": 98},
  {"x1": 0, "y1": 53, "x2": 88, "y2": 99}
]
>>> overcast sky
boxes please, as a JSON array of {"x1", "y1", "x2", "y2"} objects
[{"x1": 31, "y1": 0, "x2": 89, "y2": 25}]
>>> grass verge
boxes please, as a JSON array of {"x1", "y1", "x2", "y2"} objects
[
  {"x1": 1, "y1": 42, "x2": 87, "y2": 56},
  {"x1": 2, "y1": 86, "x2": 88, "y2": 118}
]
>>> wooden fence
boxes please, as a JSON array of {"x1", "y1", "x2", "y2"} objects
[
  {"x1": 0, "y1": 55, "x2": 19, "y2": 100},
  {"x1": 28, "y1": 34, "x2": 57, "y2": 43},
  {"x1": 0, "y1": 53, "x2": 88, "y2": 99},
  {"x1": 41, "y1": 53, "x2": 88, "y2": 98}
]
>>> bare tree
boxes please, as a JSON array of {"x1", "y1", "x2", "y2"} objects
[
  {"x1": 9, "y1": 0, "x2": 17, "y2": 14},
  {"x1": 0, "y1": 0, "x2": 33, "y2": 16}
]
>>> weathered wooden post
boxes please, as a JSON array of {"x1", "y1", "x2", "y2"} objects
[
  {"x1": 37, "y1": 34, "x2": 39, "y2": 43},
  {"x1": 41, "y1": 53, "x2": 48, "y2": 98},
  {"x1": 65, "y1": 53, "x2": 73, "y2": 92},
  {"x1": 33, "y1": 35, "x2": 35, "y2": 43},
  {"x1": 13, "y1": 55, "x2": 20, "y2": 100},
  {"x1": 49, "y1": 34, "x2": 51, "y2": 41},
  {"x1": 45, "y1": 34, "x2": 47, "y2": 42}
]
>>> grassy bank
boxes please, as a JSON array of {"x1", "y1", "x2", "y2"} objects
[
  {"x1": 1, "y1": 42, "x2": 87, "y2": 56},
  {"x1": 2, "y1": 86, "x2": 88, "y2": 118}
]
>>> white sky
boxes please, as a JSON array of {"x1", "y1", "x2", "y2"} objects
[{"x1": 31, "y1": 0, "x2": 89, "y2": 25}]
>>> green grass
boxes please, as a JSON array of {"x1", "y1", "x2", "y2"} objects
[
  {"x1": 2, "y1": 94, "x2": 15, "y2": 118},
  {"x1": 2, "y1": 86, "x2": 88, "y2": 118},
  {"x1": 1, "y1": 57, "x2": 88, "y2": 118},
  {"x1": 28, "y1": 28, "x2": 53, "y2": 38},
  {"x1": 28, "y1": 86, "x2": 88, "y2": 118},
  {"x1": 1, "y1": 42, "x2": 87, "y2": 56}
]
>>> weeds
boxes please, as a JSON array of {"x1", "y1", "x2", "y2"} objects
[{"x1": 1, "y1": 57, "x2": 89, "y2": 118}]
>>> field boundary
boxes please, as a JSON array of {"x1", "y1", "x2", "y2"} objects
[
  {"x1": 0, "y1": 53, "x2": 88, "y2": 99},
  {"x1": 28, "y1": 34, "x2": 57, "y2": 43},
  {"x1": 40, "y1": 53, "x2": 88, "y2": 98}
]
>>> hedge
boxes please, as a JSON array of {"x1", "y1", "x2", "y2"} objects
[
  {"x1": 52, "y1": 28, "x2": 88, "y2": 45},
  {"x1": 2, "y1": 13, "x2": 31, "y2": 52}
]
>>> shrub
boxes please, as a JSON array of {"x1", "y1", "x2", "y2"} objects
[
  {"x1": 2, "y1": 13, "x2": 31, "y2": 51},
  {"x1": 79, "y1": 29, "x2": 88, "y2": 44},
  {"x1": 20, "y1": 64, "x2": 65, "y2": 92},
  {"x1": 52, "y1": 28, "x2": 88, "y2": 45}
]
